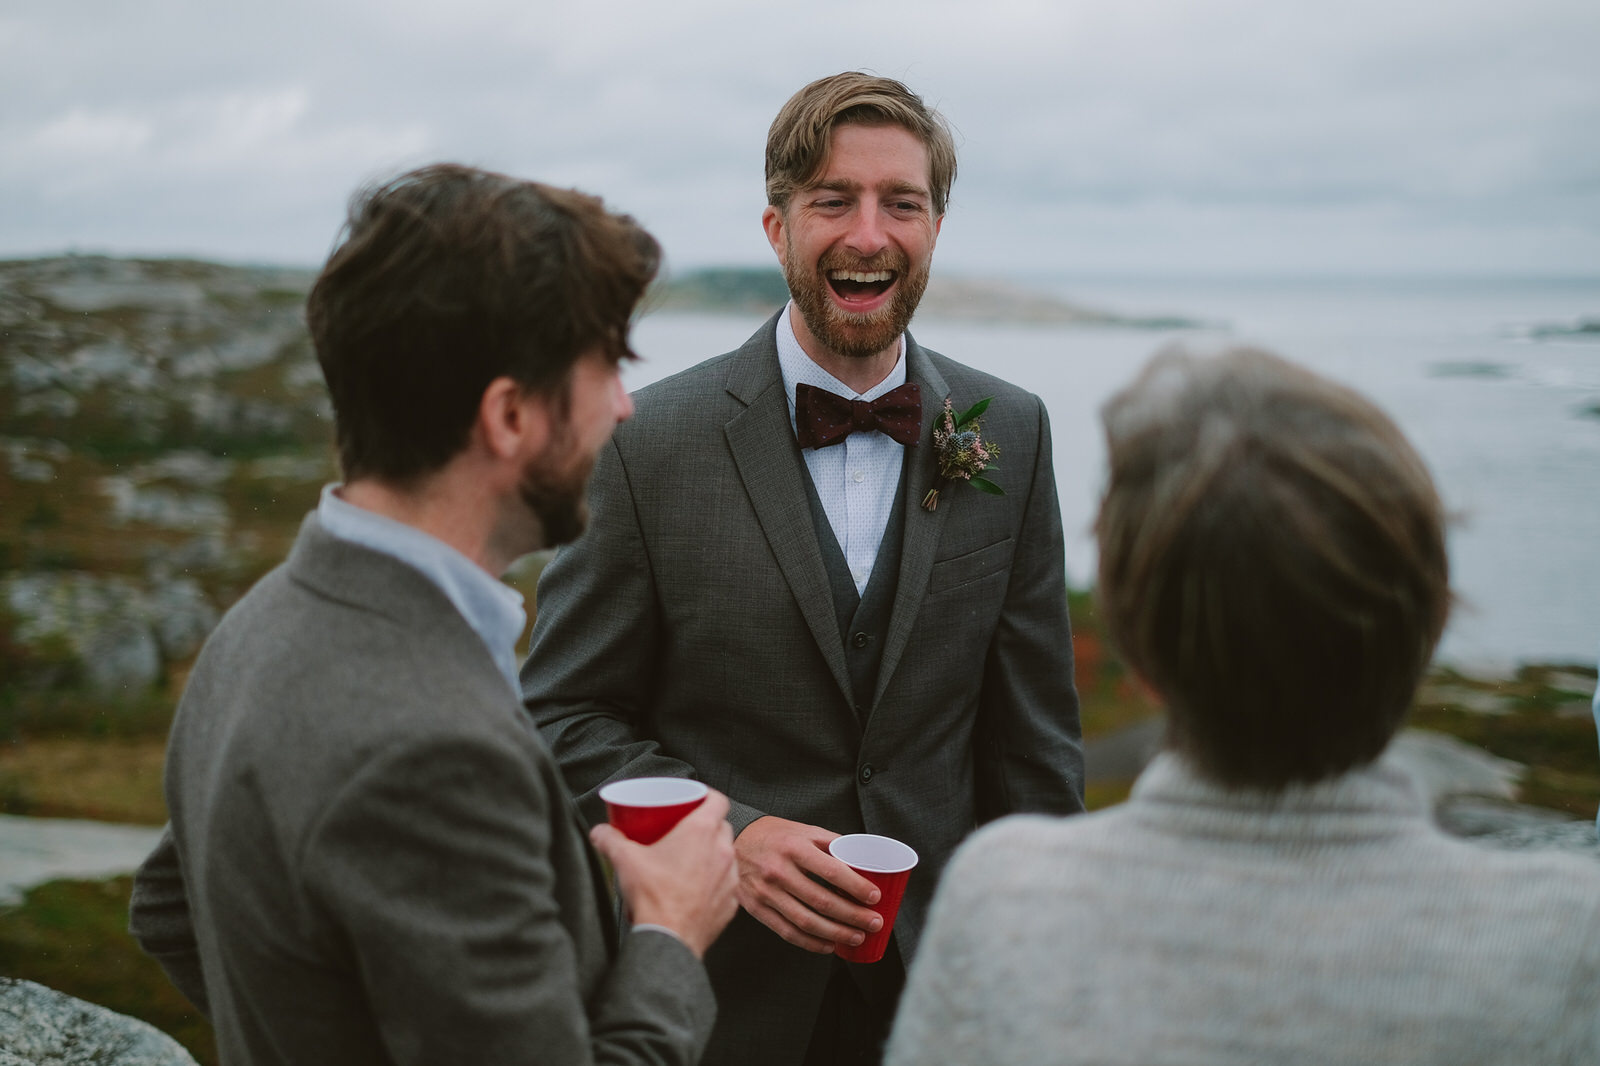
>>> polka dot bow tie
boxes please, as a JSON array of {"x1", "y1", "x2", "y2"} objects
[{"x1": 795, "y1": 381, "x2": 923, "y2": 450}]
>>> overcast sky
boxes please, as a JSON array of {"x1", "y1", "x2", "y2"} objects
[{"x1": 3, "y1": 0, "x2": 1596, "y2": 280}]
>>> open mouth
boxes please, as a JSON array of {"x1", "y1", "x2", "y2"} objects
[{"x1": 827, "y1": 269, "x2": 896, "y2": 304}]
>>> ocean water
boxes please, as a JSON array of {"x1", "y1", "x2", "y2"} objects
[{"x1": 624, "y1": 278, "x2": 1600, "y2": 672}]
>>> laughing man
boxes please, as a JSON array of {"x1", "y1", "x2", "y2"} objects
[{"x1": 522, "y1": 72, "x2": 1085, "y2": 1066}]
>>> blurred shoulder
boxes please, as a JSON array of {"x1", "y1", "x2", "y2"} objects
[{"x1": 942, "y1": 809, "x2": 1119, "y2": 889}]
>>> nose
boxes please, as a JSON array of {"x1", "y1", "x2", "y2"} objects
[{"x1": 843, "y1": 205, "x2": 889, "y2": 257}]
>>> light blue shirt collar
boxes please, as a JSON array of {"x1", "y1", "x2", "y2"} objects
[
  {"x1": 316, "y1": 485, "x2": 527, "y2": 695},
  {"x1": 775, "y1": 302, "x2": 907, "y2": 434}
]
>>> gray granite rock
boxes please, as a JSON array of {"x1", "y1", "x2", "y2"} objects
[
  {"x1": 99, "y1": 478, "x2": 228, "y2": 533},
  {"x1": 0, "y1": 978, "x2": 196, "y2": 1065},
  {"x1": 145, "y1": 578, "x2": 219, "y2": 663},
  {"x1": 1380, "y1": 729, "x2": 1523, "y2": 804},
  {"x1": 1085, "y1": 721, "x2": 1598, "y2": 857},
  {"x1": 3, "y1": 572, "x2": 219, "y2": 696},
  {"x1": 1436, "y1": 797, "x2": 1600, "y2": 858}
]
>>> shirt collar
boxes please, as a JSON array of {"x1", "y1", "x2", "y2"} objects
[
  {"x1": 316, "y1": 484, "x2": 527, "y2": 695},
  {"x1": 775, "y1": 302, "x2": 907, "y2": 435}
]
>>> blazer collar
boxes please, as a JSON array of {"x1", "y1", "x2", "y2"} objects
[
  {"x1": 723, "y1": 314, "x2": 855, "y2": 702},
  {"x1": 877, "y1": 333, "x2": 951, "y2": 708}
]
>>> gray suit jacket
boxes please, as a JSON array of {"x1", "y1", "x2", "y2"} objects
[
  {"x1": 523, "y1": 316, "x2": 1084, "y2": 1065},
  {"x1": 129, "y1": 516, "x2": 715, "y2": 1065}
]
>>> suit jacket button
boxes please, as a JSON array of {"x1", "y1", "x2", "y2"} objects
[
  {"x1": 852, "y1": 631, "x2": 869, "y2": 649},
  {"x1": 859, "y1": 764, "x2": 875, "y2": 784}
]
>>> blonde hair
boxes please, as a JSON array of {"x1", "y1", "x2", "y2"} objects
[{"x1": 765, "y1": 72, "x2": 957, "y2": 216}]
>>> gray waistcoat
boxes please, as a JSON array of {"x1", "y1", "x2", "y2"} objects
[{"x1": 798, "y1": 452, "x2": 907, "y2": 720}]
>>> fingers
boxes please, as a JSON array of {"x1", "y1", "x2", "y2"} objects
[
  {"x1": 796, "y1": 847, "x2": 881, "y2": 908},
  {"x1": 738, "y1": 878, "x2": 879, "y2": 953},
  {"x1": 779, "y1": 862, "x2": 882, "y2": 930},
  {"x1": 588, "y1": 821, "x2": 630, "y2": 866},
  {"x1": 739, "y1": 894, "x2": 841, "y2": 954}
]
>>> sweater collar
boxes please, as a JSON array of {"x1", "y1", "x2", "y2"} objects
[{"x1": 1128, "y1": 750, "x2": 1430, "y2": 846}]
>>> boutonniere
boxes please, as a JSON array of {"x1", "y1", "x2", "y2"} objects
[{"x1": 921, "y1": 397, "x2": 1003, "y2": 511}]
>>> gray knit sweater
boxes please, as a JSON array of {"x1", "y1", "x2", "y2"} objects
[{"x1": 885, "y1": 752, "x2": 1600, "y2": 1065}]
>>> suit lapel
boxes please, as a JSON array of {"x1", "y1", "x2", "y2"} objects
[
  {"x1": 873, "y1": 334, "x2": 951, "y2": 709},
  {"x1": 723, "y1": 318, "x2": 855, "y2": 703}
]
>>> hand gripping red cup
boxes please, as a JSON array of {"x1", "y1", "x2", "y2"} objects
[
  {"x1": 828, "y1": 833, "x2": 919, "y2": 964},
  {"x1": 599, "y1": 777, "x2": 709, "y2": 844}
]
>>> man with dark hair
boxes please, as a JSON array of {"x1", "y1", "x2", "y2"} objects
[
  {"x1": 523, "y1": 74, "x2": 1084, "y2": 1066},
  {"x1": 886, "y1": 346, "x2": 1600, "y2": 1065},
  {"x1": 129, "y1": 164, "x2": 738, "y2": 1066}
]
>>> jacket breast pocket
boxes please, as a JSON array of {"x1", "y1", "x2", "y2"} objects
[{"x1": 928, "y1": 538, "x2": 1013, "y2": 594}]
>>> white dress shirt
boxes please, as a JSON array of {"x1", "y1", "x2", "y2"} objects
[{"x1": 776, "y1": 303, "x2": 907, "y2": 596}]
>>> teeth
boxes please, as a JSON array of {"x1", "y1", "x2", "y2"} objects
[{"x1": 829, "y1": 270, "x2": 893, "y2": 283}]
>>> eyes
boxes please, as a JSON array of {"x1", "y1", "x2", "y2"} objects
[{"x1": 807, "y1": 194, "x2": 929, "y2": 218}]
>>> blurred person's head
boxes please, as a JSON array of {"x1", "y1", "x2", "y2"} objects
[
  {"x1": 1094, "y1": 347, "x2": 1451, "y2": 789},
  {"x1": 307, "y1": 163, "x2": 659, "y2": 487}
]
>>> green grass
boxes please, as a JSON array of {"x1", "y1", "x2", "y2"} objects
[{"x1": 0, "y1": 877, "x2": 216, "y2": 1065}]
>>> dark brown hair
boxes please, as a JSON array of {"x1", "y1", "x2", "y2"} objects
[
  {"x1": 306, "y1": 163, "x2": 660, "y2": 483},
  {"x1": 765, "y1": 72, "x2": 958, "y2": 217},
  {"x1": 1095, "y1": 347, "x2": 1452, "y2": 789}
]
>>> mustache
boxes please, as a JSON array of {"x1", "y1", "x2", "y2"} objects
[{"x1": 818, "y1": 249, "x2": 909, "y2": 275}]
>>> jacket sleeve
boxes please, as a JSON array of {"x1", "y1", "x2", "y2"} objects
[
  {"x1": 307, "y1": 736, "x2": 715, "y2": 1066},
  {"x1": 128, "y1": 823, "x2": 211, "y2": 1016},
  {"x1": 520, "y1": 436, "x2": 768, "y2": 835},
  {"x1": 973, "y1": 394, "x2": 1086, "y2": 822}
]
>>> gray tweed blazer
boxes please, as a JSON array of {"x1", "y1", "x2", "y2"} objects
[{"x1": 130, "y1": 515, "x2": 715, "y2": 1065}]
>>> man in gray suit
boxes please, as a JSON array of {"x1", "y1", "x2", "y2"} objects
[
  {"x1": 522, "y1": 74, "x2": 1085, "y2": 1066},
  {"x1": 128, "y1": 164, "x2": 738, "y2": 1065}
]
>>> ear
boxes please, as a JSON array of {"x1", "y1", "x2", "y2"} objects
[
  {"x1": 477, "y1": 376, "x2": 552, "y2": 462},
  {"x1": 933, "y1": 212, "x2": 943, "y2": 241},
  {"x1": 761, "y1": 204, "x2": 787, "y2": 266}
]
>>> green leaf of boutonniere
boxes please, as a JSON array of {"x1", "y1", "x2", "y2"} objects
[
  {"x1": 968, "y1": 475, "x2": 1004, "y2": 496},
  {"x1": 953, "y1": 397, "x2": 991, "y2": 427}
]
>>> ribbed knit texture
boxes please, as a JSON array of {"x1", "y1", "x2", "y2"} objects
[{"x1": 887, "y1": 752, "x2": 1600, "y2": 1065}]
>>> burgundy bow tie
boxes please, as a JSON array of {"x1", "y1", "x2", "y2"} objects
[{"x1": 795, "y1": 381, "x2": 923, "y2": 450}]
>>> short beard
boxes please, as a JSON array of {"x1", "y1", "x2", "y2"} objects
[
  {"x1": 784, "y1": 243, "x2": 931, "y2": 360},
  {"x1": 517, "y1": 437, "x2": 593, "y2": 551}
]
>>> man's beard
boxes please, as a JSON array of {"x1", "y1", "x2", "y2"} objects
[
  {"x1": 784, "y1": 244, "x2": 931, "y2": 360},
  {"x1": 517, "y1": 442, "x2": 593, "y2": 551}
]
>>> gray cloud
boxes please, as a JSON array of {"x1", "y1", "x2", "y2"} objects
[{"x1": 2, "y1": 0, "x2": 1595, "y2": 276}]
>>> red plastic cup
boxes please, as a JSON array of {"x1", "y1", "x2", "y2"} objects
[
  {"x1": 828, "y1": 833, "x2": 918, "y2": 964},
  {"x1": 599, "y1": 778, "x2": 709, "y2": 844}
]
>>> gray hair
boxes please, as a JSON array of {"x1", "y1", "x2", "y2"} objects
[{"x1": 1094, "y1": 346, "x2": 1452, "y2": 789}]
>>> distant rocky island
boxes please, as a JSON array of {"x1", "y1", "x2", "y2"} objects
[
  {"x1": 652, "y1": 265, "x2": 1205, "y2": 327},
  {"x1": 1530, "y1": 316, "x2": 1600, "y2": 340}
]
